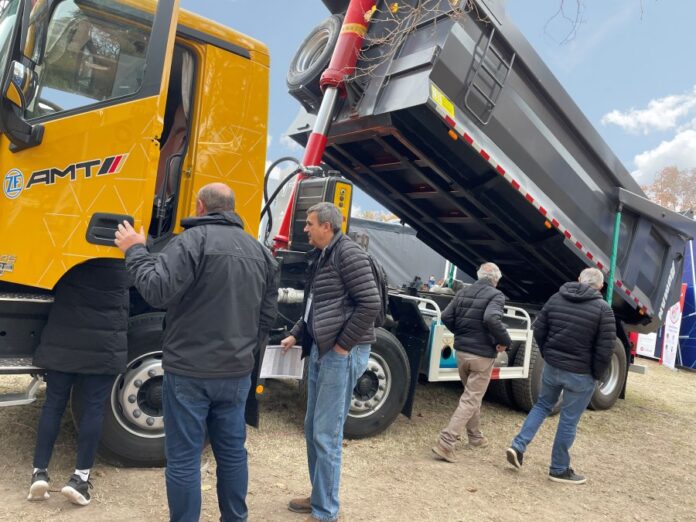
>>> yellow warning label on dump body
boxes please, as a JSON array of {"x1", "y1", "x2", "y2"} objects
[{"x1": 430, "y1": 84, "x2": 455, "y2": 118}]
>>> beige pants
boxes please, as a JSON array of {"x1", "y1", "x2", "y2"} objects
[{"x1": 439, "y1": 351, "x2": 495, "y2": 450}]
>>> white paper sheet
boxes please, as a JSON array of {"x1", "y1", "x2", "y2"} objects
[{"x1": 260, "y1": 345, "x2": 304, "y2": 379}]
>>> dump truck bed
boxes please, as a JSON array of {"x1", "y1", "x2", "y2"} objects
[{"x1": 288, "y1": 0, "x2": 695, "y2": 331}]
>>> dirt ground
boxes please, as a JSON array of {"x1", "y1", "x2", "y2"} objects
[{"x1": 0, "y1": 358, "x2": 694, "y2": 521}]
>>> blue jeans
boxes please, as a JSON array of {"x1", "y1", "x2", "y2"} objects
[
  {"x1": 33, "y1": 370, "x2": 113, "y2": 470},
  {"x1": 305, "y1": 343, "x2": 371, "y2": 521},
  {"x1": 163, "y1": 372, "x2": 251, "y2": 522},
  {"x1": 511, "y1": 363, "x2": 596, "y2": 474}
]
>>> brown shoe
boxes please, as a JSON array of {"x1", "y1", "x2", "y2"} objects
[
  {"x1": 469, "y1": 436, "x2": 489, "y2": 448},
  {"x1": 288, "y1": 496, "x2": 312, "y2": 514},
  {"x1": 432, "y1": 443, "x2": 458, "y2": 463}
]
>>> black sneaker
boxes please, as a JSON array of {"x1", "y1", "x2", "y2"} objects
[
  {"x1": 27, "y1": 470, "x2": 50, "y2": 501},
  {"x1": 61, "y1": 474, "x2": 93, "y2": 505},
  {"x1": 506, "y1": 447, "x2": 523, "y2": 469},
  {"x1": 549, "y1": 468, "x2": 586, "y2": 485}
]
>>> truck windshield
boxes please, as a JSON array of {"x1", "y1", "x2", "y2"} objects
[
  {"x1": 0, "y1": 0, "x2": 20, "y2": 80},
  {"x1": 23, "y1": 0, "x2": 153, "y2": 119}
]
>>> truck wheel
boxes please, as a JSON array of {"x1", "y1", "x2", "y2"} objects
[
  {"x1": 344, "y1": 328, "x2": 410, "y2": 439},
  {"x1": 510, "y1": 339, "x2": 542, "y2": 412},
  {"x1": 485, "y1": 379, "x2": 514, "y2": 407},
  {"x1": 589, "y1": 339, "x2": 627, "y2": 410},
  {"x1": 510, "y1": 339, "x2": 561, "y2": 414},
  {"x1": 72, "y1": 313, "x2": 166, "y2": 467},
  {"x1": 287, "y1": 14, "x2": 343, "y2": 110}
]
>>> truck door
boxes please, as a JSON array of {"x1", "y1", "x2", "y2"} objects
[{"x1": 0, "y1": 0, "x2": 179, "y2": 289}]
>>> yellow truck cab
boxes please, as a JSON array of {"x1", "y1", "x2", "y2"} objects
[{"x1": 0, "y1": 0, "x2": 269, "y2": 466}]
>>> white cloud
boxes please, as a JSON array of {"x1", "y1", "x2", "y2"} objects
[
  {"x1": 280, "y1": 134, "x2": 302, "y2": 152},
  {"x1": 631, "y1": 129, "x2": 696, "y2": 183},
  {"x1": 602, "y1": 86, "x2": 696, "y2": 134},
  {"x1": 267, "y1": 134, "x2": 272, "y2": 148},
  {"x1": 350, "y1": 205, "x2": 362, "y2": 217}
]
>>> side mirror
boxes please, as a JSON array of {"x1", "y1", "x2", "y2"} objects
[
  {"x1": 3, "y1": 60, "x2": 37, "y2": 112},
  {"x1": 0, "y1": 59, "x2": 43, "y2": 152}
]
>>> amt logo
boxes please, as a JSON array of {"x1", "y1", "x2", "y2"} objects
[{"x1": 3, "y1": 169, "x2": 24, "y2": 199}]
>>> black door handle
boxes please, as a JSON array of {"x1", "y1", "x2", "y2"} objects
[{"x1": 86, "y1": 213, "x2": 134, "y2": 246}]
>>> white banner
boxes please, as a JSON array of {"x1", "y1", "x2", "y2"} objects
[
  {"x1": 662, "y1": 285, "x2": 686, "y2": 369},
  {"x1": 635, "y1": 332, "x2": 658, "y2": 359}
]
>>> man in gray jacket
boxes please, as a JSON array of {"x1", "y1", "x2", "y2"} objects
[
  {"x1": 280, "y1": 202, "x2": 380, "y2": 522},
  {"x1": 115, "y1": 183, "x2": 278, "y2": 522},
  {"x1": 432, "y1": 262, "x2": 511, "y2": 463}
]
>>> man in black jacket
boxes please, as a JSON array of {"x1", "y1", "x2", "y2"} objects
[
  {"x1": 115, "y1": 183, "x2": 278, "y2": 522},
  {"x1": 280, "y1": 202, "x2": 380, "y2": 522},
  {"x1": 506, "y1": 267, "x2": 615, "y2": 485},
  {"x1": 432, "y1": 262, "x2": 511, "y2": 463}
]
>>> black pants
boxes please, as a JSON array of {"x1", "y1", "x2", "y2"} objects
[{"x1": 33, "y1": 370, "x2": 113, "y2": 470}]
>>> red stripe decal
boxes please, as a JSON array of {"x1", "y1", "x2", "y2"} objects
[
  {"x1": 490, "y1": 368, "x2": 500, "y2": 380},
  {"x1": 445, "y1": 116, "x2": 456, "y2": 128},
  {"x1": 496, "y1": 165, "x2": 506, "y2": 175},
  {"x1": 575, "y1": 241, "x2": 583, "y2": 250},
  {"x1": 564, "y1": 230, "x2": 572, "y2": 239},
  {"x1": 511, "y1": 180, "x2": 520, "y2": 190},
  {"x1": 552, "y1": 218, "x2": 560, "y2": 228},
  {"x1": 463, "y1": 133, "x2": 474, "y2": 145},
  {"x1": 108, "y1": 155, "x2": 123, "y2": 174},
  {"x1": 586, "y1": 252, "x2": 593, "y2": 260},
  {"x1": 597, "y1": 261, "x2": 604, "y2": 270},
  {"x1": 617, "y1": 281, "x2": 623, "y2": 288},
  {"x1": 525, "y1": 194, "x2": 534, "y2": 204},
  {"x1": 480, "y1": 149, "x2": 490, "y2": 160},
  {"x1": 539, "y1": 206, "x2": 547, "y2": 216},
  {"x1": 625, "y1": 289, "x2": 631, "y2": 296}
]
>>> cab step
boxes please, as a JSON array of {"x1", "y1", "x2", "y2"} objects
[{"x1": 0, "y1": 374, "x2": 42, "y2": 407}]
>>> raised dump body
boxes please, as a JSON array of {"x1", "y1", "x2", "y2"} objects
[{"x1": 287, "y1": 0, "x2": 695, "y2": 331}]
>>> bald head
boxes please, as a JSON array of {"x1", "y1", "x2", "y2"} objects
[{"x1": 197, "y1": 183, "x2": 235, "y2": 215}]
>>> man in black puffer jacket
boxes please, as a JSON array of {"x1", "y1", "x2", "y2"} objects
[
  {"x1": 116, "y1": 183, "x2": 278, "y2": 522},
  {"x1": 432, "y1": 262, "x2": 511, "y2": 463},
  {"x1": 506, "y1": 267, "x2": 615, "y2": 485},
  {"x1": 281, "y1": 202, "x2": 379, "y2": 522}
]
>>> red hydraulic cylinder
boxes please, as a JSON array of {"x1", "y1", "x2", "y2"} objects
[{"x1": 273, "y1": 0, "x2": 377, "y2": 251}]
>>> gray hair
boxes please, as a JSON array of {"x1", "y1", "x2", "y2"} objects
[
  {"x1": 477, "y1": 262, "x2": 502, "y2": 285},
  {"x1": 307, "y1": 202, "x2": 343, "y2": 233},
  {"x1": 579, "y1": 267, "x2": 604, "y2": 289},
  {"x1": 198, "y1": 183, "x2": 235, "y2": 213}
]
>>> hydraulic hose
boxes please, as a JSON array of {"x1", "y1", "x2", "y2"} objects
[{"x1": 261, "y1": 158, "x2": 302, "y2": 245}]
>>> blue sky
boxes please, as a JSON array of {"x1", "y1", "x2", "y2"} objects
[{"x1": 179, "y1": 0, "x2": 696, "y2": 211}]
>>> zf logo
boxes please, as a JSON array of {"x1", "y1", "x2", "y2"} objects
[
  {"x1": 3, "y1": 169, "x2": 24, "y2": 199},
  {"x1": 2, "y1": 154, "x2": 128, "y2": 199}
]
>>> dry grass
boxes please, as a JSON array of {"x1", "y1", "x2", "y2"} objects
[{"x1": 0, "y1": 360, "x2": 695, "y2": 521}]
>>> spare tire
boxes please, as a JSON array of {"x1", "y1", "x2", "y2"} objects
[{"x1": 287, "y1": 14, "x2": 343, "y2": 113}]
